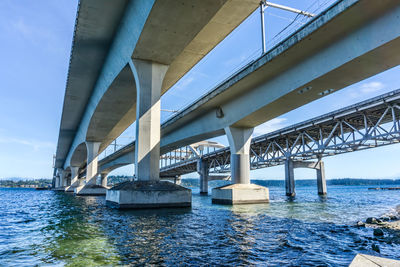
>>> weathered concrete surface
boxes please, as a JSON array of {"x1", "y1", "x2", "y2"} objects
[
  {"x1": 74, "y1": 184, "x2": 108, "y2": 196},
  {"x1": 130, "y1": 60, "x2": 169, "y2": 181},
  {"x1": 212, "y1": 184, "x2": 269, "y2": 205},
  {"x1": 160, "y1": 0, "x2": 400, "y2": 152},
  {"x1": 65, "y1": 166, "x2": 80, "y2": 192},
  {"x1": 106, "y1": 181, "x2": 191, "y2": 209},
  {"x1": 96, "y1": 0, "x2": 400, "y2": 177},
  {"x1": 197, "y1": 159, "x2": 209, "y2": 195},
  {"x1": 349, "y1": 253, "x2": 400, "y2": 266},
  {"x1": 225, "y1": 126, "x2": 253, "y2": 184},
  {"x1": 56, "y1": 0, "x2": 259, "y2": 170}
]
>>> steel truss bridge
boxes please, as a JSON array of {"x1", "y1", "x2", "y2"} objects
[{"x1": 158, "y1": 89, "x2": 400, "y2": 178}]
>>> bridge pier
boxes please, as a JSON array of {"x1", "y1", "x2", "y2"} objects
[
  {"x1": 285, "y1": 159, "x2": 295, "y2": 196},
  {"x1": 316, "y1": 161, "x2": 327, "y2": 195},
  {"x1": 100, "y1": 172, "x2": 109, "y2": 188},
  {"x1": 65, "y1": 167, "x2": 80, "y2": 192},
  {"x1": 285, "y1": 159, "x2": 327, "y2": 196},
  {"x1": 212, "y1": 126, "x2": 269, "y2": 204},
  {"x1": 54, "y1": 168, "x2": 62, "y2": 189},
  {"x1": 54, "y1": 168, "x2": 66, "y2": 191},
  {"x1": 197, "y1": 158, "x2": 209, "y2": 195},
  {"x1": 106, "y1": 60, "x2": 191, "y2": 209},
  {"x1": 75, "y1": 141, "x2": 107, "y2": 195}
]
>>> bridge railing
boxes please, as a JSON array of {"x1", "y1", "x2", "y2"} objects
[
  {"x1": 159, "y1": 142, "x2": 226, "y2": 174},
  {"x1": 158, "y1": 94, "x2": 400, "y2": 176}
]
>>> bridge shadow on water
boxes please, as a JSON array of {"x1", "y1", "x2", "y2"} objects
[{"x1": 39, "y1": 189, "x2": 400, "y2": 266}]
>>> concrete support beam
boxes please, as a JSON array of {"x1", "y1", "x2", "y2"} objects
[
  {"x1": 286, "y1": 159, "x2": 327, "y2": 196},
  {"x1": 54, "y1": 175, "x2": 60, "y2": 188},
  {"x1": 285, "y1": 159, "x2": 295, "y2": 197},
  {"x1": 131, "y1": 59, "x2": 168, "y2": 181},
  {"x1": 316, "y1": 161, "x2": 327, "y2": 195},
  {"x1": 174, "y1": 176, "x2": 181, "y2": 185},
  {"x1": 53, "y1": 168, "x2": 66, "y2": 191},
  {"x1": 56, "y1": 168, "x2": 63, "y2": 188},
  {"x1": 65, "y1": 167, "x2": 80, "y2": 192},
  {"x1": 106, "y1": 60, "x2": 191, "y2": 209},
  {"x1": 225, "y1": 126, "x2": 253, "y2": 184},
  {"x1": 101, "y1": 172, "x2": 108, "y2": 188},
  {"x1": 61, "y1": 170, "x2": 67, "y2": 188},
  {"x1": 85, "y1": 141, "x2": 101, "y2": 185},
  {"x1": 74, "y1": 141, "x2": 107, "y2": 195},
  {"x1": 212, "y1": 126, "x2": 269, "y2": 205},
  {"x1": 197, "y1": 158, "x2": 209, "y2": 195}
]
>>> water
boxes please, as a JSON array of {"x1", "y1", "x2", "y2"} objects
[{"x1": 1, "y1": 184, "x2": 400, "y2": 266}]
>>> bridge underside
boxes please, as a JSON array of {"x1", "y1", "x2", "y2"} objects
[{"x1": 55, "y1": 0, "x2": 400, "y2": 207}]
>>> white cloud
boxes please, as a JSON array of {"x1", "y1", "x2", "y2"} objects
[
  {"x1": 349, "y1": 81, "x2": 385, "y2": 99},
  {"x1": 359, "y1": 81, "x2": 385, "y2": 93},
  {"x1": 0, "y1": 136, "x2": 55, "y2": 151},
  {"x1": 253, "y1": 118, "x2": 287, "y2": 137}
]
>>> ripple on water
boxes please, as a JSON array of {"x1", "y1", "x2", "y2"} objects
[{"x1": 0, "y1": 186, "x2": 400, "y2": 266}]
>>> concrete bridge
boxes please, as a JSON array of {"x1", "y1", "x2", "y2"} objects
[
  {"x1": 54, "y1": 0, "x2": 400, "y2": 208},
  {"x1": 82, "y1": 88, "x2": 400, "y2": 198}
]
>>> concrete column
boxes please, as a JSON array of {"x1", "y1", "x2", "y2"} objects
[
  {"x1": 285, "y1": 159, "x2": 295, "y2": 197},
  {"x1": 101, "y1": 173, "x2": 108, "y2": 187},
  {"x1": 70, "y1": 167, "x2": 79, "y2": 186},
  {"x1": 174, "y1": 176, "x2": 182, "y2": 185},
  {"x1": 62, "y1": 171, "x2": 68, "y2": 187},
  {"x1": 317, "y1": 161, "x2": 327, "y2": 195},
  {"x1": 224, "y1": 126, "x2": 254, "y2": 184},
  {"x1": 56, "y1": 168, "x2": 63, "y2": 188},
  {"x1": 130, "y1": 60, "x2": 169, "y2": 181},
  {"x1": 55, "y1": 176, "x2": 60, "y2": 188},
  {"x1": 211, "y1": 126, "x2": 268, "y2": 205},
  {"x1": 85, "y1": 141, "x2": 101, "y2": 185},
  {"x1": 197, "y1": 159, "x2": 209, "y2": 195}
]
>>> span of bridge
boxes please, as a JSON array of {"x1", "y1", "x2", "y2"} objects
[
  {"x1": 54, "y1": 0, "x2": 400, "y2": 207},
  {"x1": 92, "y1": 88, "x2": 400, "y2": 197}
]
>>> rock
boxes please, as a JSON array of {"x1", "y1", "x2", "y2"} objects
[
  {"x1": 381, "y1": 217, "x2": 391, "y2": 222},
  {"x1": 373, "y1": 229, "x2": 384, "y2": 237},
  {"x1": 356, "y1": 221, "x2": 365, "y2": 227},
  {"x1": 389, "y1": 215, "x2": 398, "y2": 220},
  {"x1": 372, "y1": 244, "x2": 380, "y2": 253},
  {"x1": 366, "y1": 217, "x2": 378, "y2": 224}
]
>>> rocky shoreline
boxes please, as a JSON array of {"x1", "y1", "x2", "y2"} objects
[{"x1": 355, "y1": 205, "x2": 400, "y2": 252}]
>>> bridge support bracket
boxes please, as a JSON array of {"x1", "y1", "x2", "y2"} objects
[{"x1": 106, "y1": 181, "x2": 191, "y2": 209}]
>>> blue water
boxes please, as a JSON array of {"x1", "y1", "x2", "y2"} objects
[{"x1": 0, "y1": 185, "x2": 400, "y2": 266}]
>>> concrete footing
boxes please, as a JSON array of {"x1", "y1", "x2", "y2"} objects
[
  {"x1": 65, "y1": 186, "x2": 76, "y2": 193},
  {"x1": 349, "y1": 253, "x2": 400, "y2": 266},
  {"x1": 211, "y1": 184, "x2": 269, "y2": 205},
  {"x1": 74, "y1": 184, "x2": 108, "y2": 196},
  {"x1": 52, "y1": 187, "x2": 65, "y2": 191},
  {"x1": 106, "y1": 181, "x2": 192, "y2": 209}
]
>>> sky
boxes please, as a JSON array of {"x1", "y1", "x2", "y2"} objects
[{"x1": 0, "y1": 0, "x2": 400, "y2": 180}]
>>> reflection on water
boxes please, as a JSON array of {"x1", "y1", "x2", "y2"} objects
[{"x1": 0, "y1": 185, "x2": 400, "y2": 266}]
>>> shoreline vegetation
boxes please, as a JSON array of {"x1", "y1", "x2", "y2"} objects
[
  {"x1": 1, "y1": 177, "x2": 400, "y2": 188},
  {"x1": 0, "y1": 178, "x2": 52, "y2": 188}
]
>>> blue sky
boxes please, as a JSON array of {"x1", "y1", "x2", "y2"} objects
[{"x1": 1, "y1": 0, "x2": 400, "y2": 179}]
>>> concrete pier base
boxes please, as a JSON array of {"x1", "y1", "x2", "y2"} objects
[
  {"x1": 106, "y1": 181, "x2": 191, "y2": 209},
  {"x1": 349, "y1": 254, "x2": 400, "y2": 266},
  {"x1": 74, "y1": 184, "x2": 108, "y2": 196},
  {"x1": 53, "y1": 187, "x2": 65, "y2": 192},
  {"x1": 211, "y1": 184, "x2": 269, "y2": 205},
  {"x1": 65, "y1": 186, "x2": 76, "y2": 193}
]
